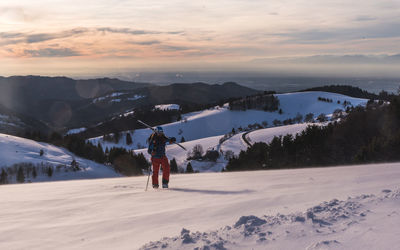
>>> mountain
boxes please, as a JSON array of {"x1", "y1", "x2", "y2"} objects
[
  {"x1": 0, "y1": 76, "x2": 150, "y2": 130},
  {"x1": 0, "y1": 103, "x2": 51, "y2": 135},
  {"x1": 0, "y1": 76, "x2": 259, "y2": 130},
  {"x1": 69, "y1": 83, "x2": 260, "y2": 131}
]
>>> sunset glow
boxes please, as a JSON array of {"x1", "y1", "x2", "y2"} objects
[{"x1": 1, "y1": 0, "x2": 400, "y2": 76}]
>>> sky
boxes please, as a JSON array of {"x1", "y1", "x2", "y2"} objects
[{"x1": 1, "y1": 0, "x2": 400, "y2": 77}]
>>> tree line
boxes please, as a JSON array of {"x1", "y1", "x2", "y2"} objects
[{"x1": 226, "y1": 96, "x2": 400, "y2": 171}]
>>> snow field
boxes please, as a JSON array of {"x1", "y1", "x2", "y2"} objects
[
  {"x1": 0, "y1": 133, "x2": 119, "y2": 183},
  {"x1": 1, "y1": 163, "x2": 399, "y2": 250}
]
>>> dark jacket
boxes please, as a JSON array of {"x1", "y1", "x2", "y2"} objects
[{"x1": 147, "y1": 133, "x2": 175, "y2": 158}]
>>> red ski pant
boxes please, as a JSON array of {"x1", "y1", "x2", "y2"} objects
[{"x1": 151, "y1": 156, "x2": 170, "y2": 185}]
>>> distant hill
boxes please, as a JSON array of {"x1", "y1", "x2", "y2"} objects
[
  {"x1": 0, "y1": 76, "x2": 150, "y2": 130},
  {"x1": 144, "y1": 82, "x2": 260, "y2": 104},
  {"x1": 0, "y1": 103, "x2": 51, "y2": 135},
  {"x1": 73, "y1": 82, "x2": 261, "y2": 137},
  {"x1": 0, "y1": 76, "x2": 260, "y2": 131},
  {"x1": 301, "y1": 85, "x2": 394, "y2": 100}
]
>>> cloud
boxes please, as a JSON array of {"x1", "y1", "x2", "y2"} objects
[
  {"x1": 159, "y1": 45, "x2": 192, "y2": 51},
  {"x1": 354, "y1": 15, "x2": 377, "y2": 22},
  {"x1": 250, "y1": 54, "x2": 400, "y2": 65},
  {"x1": 25, "y1": 28, "x2": 88, "y2": 43},
  {"x1": 23, "y1": 48, "x2": 81, "y2": 57},
  {"x1": 97, "y1": 27, "x2": 161, "y2": 35},
  {"x1": 0, "y1": 28, "x2": 89, "y2": 45},
  {"x1": 129, "y1": 40, "x2": 161, "y2": 45},
  {"x1": 0, "y1": 32, "x2": 24, "y2": 39},
  {"x1": 273, "y1": 22, "x2": 400, "y2": 44},
  {"x1": 0, "y1": 27, "x2": 182, "y2": 46},
  {"x1": 97, "y1": 27, "x2": 184, "y2": 36}
]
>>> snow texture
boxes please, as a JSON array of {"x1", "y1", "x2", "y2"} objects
[
  {"x1": 141, "y1": 187, "x2": 400, "y2": 249},
  {"x1": 1, "y1": 163, "x2": 399, "y2": 250}
]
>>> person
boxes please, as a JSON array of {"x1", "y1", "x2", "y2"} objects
[{"x1": 147, "y1": 126, "x2": 176, "y2": 188}]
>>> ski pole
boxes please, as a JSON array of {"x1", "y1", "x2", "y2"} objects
[{"x1": 145, "y1": 164, "x2": 151, "y2": 191}]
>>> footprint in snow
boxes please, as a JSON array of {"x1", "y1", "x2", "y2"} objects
[{"x1": 307, "y1": 240, "x2": 341, "y2": 250}]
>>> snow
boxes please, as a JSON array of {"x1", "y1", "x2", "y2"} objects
[
  {"x1": 154, "y1": 104, "x2": 180, "y2": 111},
  {"x1": 1, "y1": 163, "x2": 399, "y2": 249},
  {"x1": 127, "y1": 94, "x2": 145, "y2": 101},
  {"x1": 110, "y1": 98, "x2": 122, "y2": 103},
  {"x1": 92, "y1": 92, "x2": 124, "y2": 103},
  {"x1": 92, "y1": 93, "x2": 144, "y2": 103},
  {"x1": 132, "y1": 123, "x2": 312, "y2": 173},
  {"x1": 89, "y1": 91, "x2": 367, "y2": 154},
  {"x1": 0, "y1": 133, "x2": 119, "y2": 183},
  {"x1": 0, "y1": 114, "x2": 9, "y2": 119},
  {"x1": 66, "y1": 127, "x2": 87, "y2": 135}
]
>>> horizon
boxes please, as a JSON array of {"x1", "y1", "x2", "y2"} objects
[{"x1": 1, "y1": 1, "x2": 400, "y2": 77}]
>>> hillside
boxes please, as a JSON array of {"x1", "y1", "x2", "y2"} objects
[
  {"x1": 302, "y1": 85, "x2": 395, "y2": 100},
  {"x1": 0, "y1": 133, "x2": 119, "y2": 184},
  {"x1": 1, "y1": 163, "x2": 399, "y2": 249},
  {"x1": 133, "y1": 123, "x2": 311, "y2": 172},
  {"x1": 71, "y1": 82, "x2": 260, "y2": 131},
  {"x1": 0, "y1": 76, "x2": 259, "y2": 130},
  {"x1": 0, "y1": 103, "x2": 51, "y2": 135},
  {"x1": 88, "y1": 91, "x2": 367, "y2": 152},
  {"x1": 0, "y1": 76, "x2": 149, "y2": 130}
]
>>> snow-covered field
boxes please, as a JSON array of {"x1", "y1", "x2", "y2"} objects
[
  {"x1": 89, "y1": 91, "x2": 367, "y2": 152},
  {"x1": 1, "y1": 163, "x2": 399, "y2": 250},
  {"x1": 0, "y1": 133, "x2": 119, "y2": 183}
]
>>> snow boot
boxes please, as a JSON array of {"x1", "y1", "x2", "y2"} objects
[
  {"x1": 153, "y1": 184, "x2": 159, "y2": 189},
  {"x1": 162, "y1": 178, "x2": 169, "y2": 188}
]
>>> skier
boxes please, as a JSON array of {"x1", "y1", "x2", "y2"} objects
[{"x1": 147, "y1": 126, "x2": 176, "y2": 188}]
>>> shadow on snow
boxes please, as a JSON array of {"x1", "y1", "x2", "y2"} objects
[{"x1": 169, "y1": 188, "x2": 254, "y2": 195}]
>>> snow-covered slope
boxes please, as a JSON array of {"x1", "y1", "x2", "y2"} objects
[
  {"x1": 88, "y1": 91, "x2": 367, "y2": 152},
  {"x1": 0, "y1": 133, "x2": 119, "y2": 183},
  {"x1": 134, "y1": 123, "x2": 312, "y2": 172},
  {"x1": 1, "y1": 163, "x2": 399, "y2": 250}
]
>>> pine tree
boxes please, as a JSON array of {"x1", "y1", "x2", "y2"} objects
[
  {"x1": 170, "y1": 158, "x2": 178, "y2": 173},
  {"x1": 32, "y1": 167, "x2": 37, "y2": 179},
  {"x1": 186, "y1": 162, "x2": 194, "y2": 173},
  {"x1": 47, "y1": 166, "x2": 53, "y2": 177},
  {"x1": 71, "y1": 159, "x2": 80, "y2": 171},
  {"x1": 126, "y1": 133, "x2": 133, "y2": 145},
  {"x1": 0, "y1": 169, "x2": 8, "y2": 184},
  {"x1": 17, "y1": 167, "x2": 25, "y2": 183}
]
